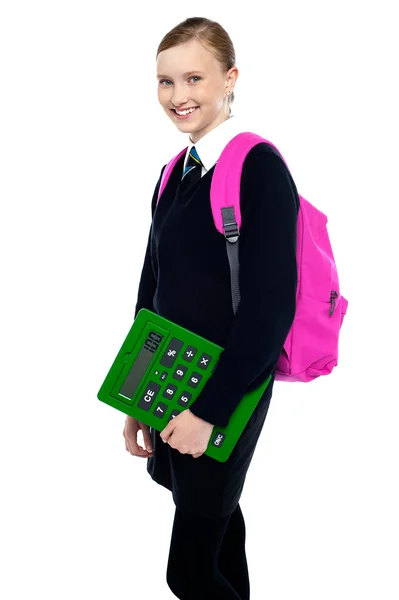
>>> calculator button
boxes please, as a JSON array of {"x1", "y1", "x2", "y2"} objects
[
  {"x1": 159, "y1": 338, "x2": 184, "y2": 368},
  {"x1": 177, "y1": 391, "x2": 192, "y2": 408},
  {"x1": 197, "y1": 353, "x2": 212, "y2": 370},
  {"x1": 137, "y1": 382, "x2": 161, "y2": 412},
  {"x1": 153, "y1": 402, "x2": 168, "y2": 418},
  {"x1": 160, "y1": 371, "x2": 168, "y2": 381},
  {"x1": 187, "y1": 372, "x2": 202, "y2": 388},
  {"x1": 182, "y1": 346, "x2": 197, "y2": 362},
  {"x1": 211, "y1": 431, "x2": 226, "y2": 448},
  {"x1": 168, "y1": 409, "x2": 181, "y2": 422},
  {"x1": 172, "y1": 364, "x2": 187, "y2": 381},
  {"x1": 163, "y1": 383, "x2": 178, "y2": 400}
]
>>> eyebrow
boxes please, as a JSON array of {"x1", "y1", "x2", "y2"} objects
[{"x1": 156, "y1": 71, "x2": 205, "y2": 79}]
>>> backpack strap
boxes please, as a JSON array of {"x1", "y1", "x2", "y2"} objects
[
  {"x1": 211, "y1": 131, "x2": 290, "y2": 313},
  {"x1": 156, "y1": 147, "x2": 187, "y2": 207}
]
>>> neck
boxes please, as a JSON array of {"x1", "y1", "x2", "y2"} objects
[{"x1": 189, "y1": 113, "x2": 231, "y2": 145}]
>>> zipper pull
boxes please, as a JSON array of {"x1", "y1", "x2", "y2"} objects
[{"x1": 329, "y1": 290, "x2": 338, "y2": 316}]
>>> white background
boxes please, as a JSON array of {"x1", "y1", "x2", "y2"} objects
[{"x1": 1, "y1": 1, "x2": 398, "y2": 598}]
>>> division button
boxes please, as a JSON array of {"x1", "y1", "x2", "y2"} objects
[{"x1": 182, "y1": 346, "x2": 197, "y2": 362}]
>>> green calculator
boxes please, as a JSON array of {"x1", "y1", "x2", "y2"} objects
[{"x1": 97, "y1": 308, "x2": 271, "y2": 462}]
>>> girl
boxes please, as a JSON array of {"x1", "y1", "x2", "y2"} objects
[{"x1": 123, "y1": 17, "x2": 299, "y2": 599}]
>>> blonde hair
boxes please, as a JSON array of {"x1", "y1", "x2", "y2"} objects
[{"x1": 156, "y1": 17, "x2": 236, "y2": 114}]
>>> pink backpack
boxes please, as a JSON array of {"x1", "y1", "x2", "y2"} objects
[{"x1": 157, "y1": 132, "x2": 348, "y2": 383}]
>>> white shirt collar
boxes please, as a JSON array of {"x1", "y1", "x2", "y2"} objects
[{"x1": 183, "y1": 113, "x2": 244, "y2": 173}]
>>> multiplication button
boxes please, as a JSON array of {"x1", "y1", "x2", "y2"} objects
[
  {"x1": 197, "y1": 353, "x2": 212, "y2": 370},
  {"x1": 160, "y1": 338, "x2": 184, "y2": 368},
  {"x1": 187, "y1": 372, "x2": 202, "y2": 388}
]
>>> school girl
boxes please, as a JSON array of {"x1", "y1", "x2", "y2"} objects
[{"x1": 123, "y1": 17, "x2": 299, "y2": 600}]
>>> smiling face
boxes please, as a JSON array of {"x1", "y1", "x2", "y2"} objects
[{"x1": 156, "y1": 38, "x2": 238, "y2": 143}]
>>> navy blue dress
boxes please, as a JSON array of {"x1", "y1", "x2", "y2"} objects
[{"x1": 134, "y1": 143, "x2": 299, "y2": 518}]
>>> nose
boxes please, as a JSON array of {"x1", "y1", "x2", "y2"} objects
[{"x1": 170, "y1": 83, "x2": 190, "y2": 107}]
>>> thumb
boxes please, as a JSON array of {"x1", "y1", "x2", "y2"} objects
[
  {"x1": 160, "y1": 419, "x2": 175, "y2": 443},
  {"x1": 139, "y1": 422, "x2": 153, "y2": 453},
  {"x1": 142, "y1": 428, "x2": 153, "y2": 453}
]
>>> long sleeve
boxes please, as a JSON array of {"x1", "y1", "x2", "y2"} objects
[
  {"x1": 133, "y1": 165, "x2": 166, "y2": 319},
  {"x1": 189, "y1": 144, "x2": 299, "y2": 427}
]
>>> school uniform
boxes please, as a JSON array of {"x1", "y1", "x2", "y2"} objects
[{"x1": 134, "y1": 114, "x2": 299, "y2": 518}]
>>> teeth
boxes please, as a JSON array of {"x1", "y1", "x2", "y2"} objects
[{"x1": 176, "y1": 107, "x2": 197, "y2": 115}]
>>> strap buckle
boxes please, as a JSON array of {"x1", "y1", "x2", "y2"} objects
[{"x1": 223, "y1": 220, "x2": 240, "y2": 243}]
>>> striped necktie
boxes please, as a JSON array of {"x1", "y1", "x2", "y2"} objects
[{"x1": 180, "y1": 146, "x2": 204, "y2": 194}]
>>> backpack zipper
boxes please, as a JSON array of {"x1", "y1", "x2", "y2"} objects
[{"x1": 329, "y1": 290, "x2": 338, "y2": 315}]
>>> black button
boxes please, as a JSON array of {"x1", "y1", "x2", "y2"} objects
[
  {"x1": 187, "y1": 372, "x2": 202, "y2": 388},
  {"x1": 182, "y1": 346, "x2": 197, "y2": 362},
  {"x1": 177, "y1": 391, "x2": 192, "y2": 408},
  {"x1": 137, "y1": 382, "x2": 161, "y2": 412},
  {"x1": 211, "y1": 431, "x2": 226, "y2": 448},
  {"x1": 153, "y1": 401, "x2": 168, "y2": 418},
  {"x1": 160, "y1": 338, "x2": 184, "y2": 368},
  {"x1": 168, "y1": 409, "x2": 181, "y2": 422},
  {"x1": 163, "y1": 383, "x2": 178, "y2": 400},
  {"x1": 197, "y1": 352, "x2": 212, "y2": 370},
  {"x1": 172, "y1": 364, "x2": 187, "y2": 381}
]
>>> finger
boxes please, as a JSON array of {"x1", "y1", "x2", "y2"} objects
[
  {"x1": 160, "y1": 423, "x2": 173, "y2": 443},
  {"x1": 142, "y1": 431, "x2": 153, "y2": 454},
  {"x1": 126, "y1": 436, "x2": 147, "y2": 457},
  {"x1": 125, "y1": 437, "x2": 134, "y2": 454},
  {"x1": 123, "y1": 424, "x2": 153, "y2": 457}
]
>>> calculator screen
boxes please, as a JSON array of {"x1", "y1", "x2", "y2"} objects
[{"x1": 119, "y1": 330, "x2": 164, "y2": 399}]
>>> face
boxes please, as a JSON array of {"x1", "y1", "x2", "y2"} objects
[{"x1": 156, "y1": 39, "x2": 238, "y2": 143}]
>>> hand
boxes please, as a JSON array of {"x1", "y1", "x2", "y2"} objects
[
  {"x1": 160, "y1": 409, "x2": 214, "y2": 459},
  {"x1": 123, "y1": 416, "x2": 154, "y2": 458}
]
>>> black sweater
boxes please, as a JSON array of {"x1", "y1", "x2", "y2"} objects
[{"x1": 134, "y1": 142, "x2": 299, "y2": 428}]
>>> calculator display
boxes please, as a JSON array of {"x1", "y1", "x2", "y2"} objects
[{"x1": 119, "y1": 330, "x2": 163, "y2": 399}]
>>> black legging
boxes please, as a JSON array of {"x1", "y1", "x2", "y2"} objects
[{"x1": 166, "y1": 502, "x2": 250, "y2": 599}]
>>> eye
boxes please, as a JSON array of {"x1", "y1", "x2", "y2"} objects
[{"x1": 158, "y1": 76, "x2": 201, "y2": 86}]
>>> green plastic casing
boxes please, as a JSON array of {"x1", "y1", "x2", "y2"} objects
[{"x1": 97, "y1": 309, "x2": 271, "y2": 462}]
